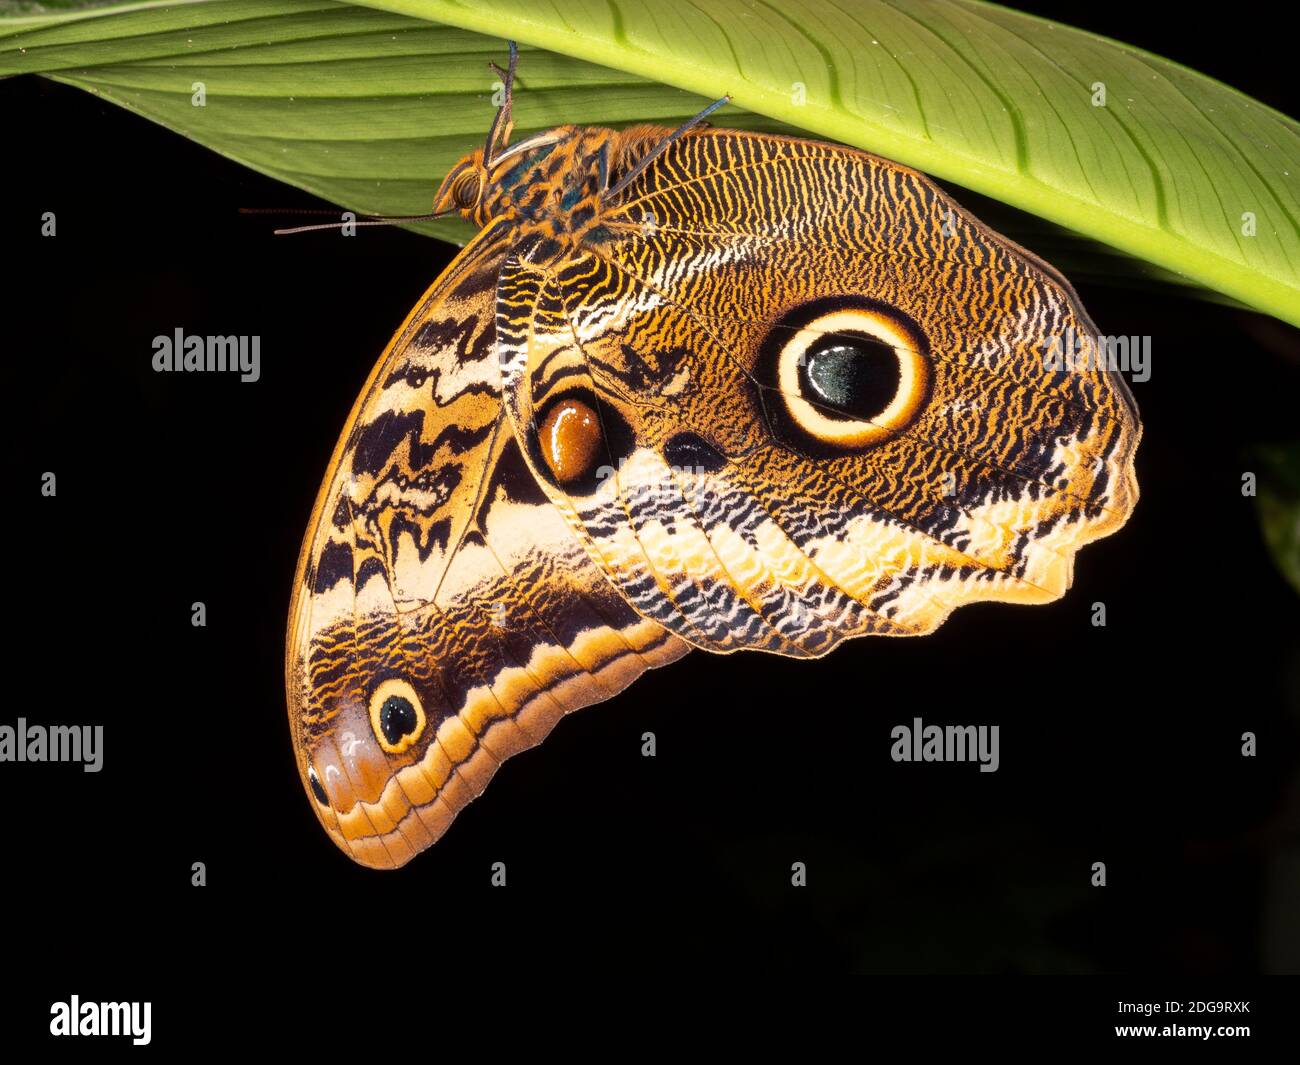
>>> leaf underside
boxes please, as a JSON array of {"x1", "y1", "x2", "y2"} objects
[{"x1": 1, "y1": 0, "x2": 1297, "y2": 325}]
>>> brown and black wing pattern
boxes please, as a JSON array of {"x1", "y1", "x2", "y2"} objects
[
  {"x1": 495, "y1": 128, "x2": 1139, "y2": 655},
  {"x1": 290, "y1": 122, "x2": 1139, "y2": 869},
  {"x1": 286, "y1": 223, "x2": 687, "y2": 870}
]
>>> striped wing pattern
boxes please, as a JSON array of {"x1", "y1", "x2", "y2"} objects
[
  {"x1": 286, "y1": 222, "x2": 687, "y2": 870},
  {"x1": 289, "y1": 126, "x2": 1139, "y2": 869},
  {"x1": 494, "y1": 130, "x2": 1139, "y2": 655}
]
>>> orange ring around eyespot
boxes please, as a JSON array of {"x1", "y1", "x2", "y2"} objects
[
  {"x1": 368, "y1": 678, "x2": 427, "y2": 755},
  {"x1": 775, "y1": 308, "x2": 929, "y2": 447}
]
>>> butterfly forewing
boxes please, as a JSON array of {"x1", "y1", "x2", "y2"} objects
[{"x1": 286, "y1": 223, "x2": 687, "y2": 869}]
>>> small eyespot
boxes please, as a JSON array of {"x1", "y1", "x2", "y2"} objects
[
  {"x1": 308, "y1": 766, "x2": 329, "y2": 806},
  {"x1": 380, "y1": 697, "x2": 417, "y2": 744},
  {"x1": 367, "y1": 678, "x2": 427, "y2": 754},
  {"x1": 663, "y1": 432, "x2": 726, "y2": 473},
  {"x1": 759, "y1": 300, "x2": 930, "y2": 453}
]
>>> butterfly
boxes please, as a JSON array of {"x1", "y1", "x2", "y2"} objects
[{"x1": 286, "y1": 43, "x2": 1140, "y2": 869}]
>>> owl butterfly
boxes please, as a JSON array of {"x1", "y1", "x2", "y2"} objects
[{"x1": 286, "y1": 44, "x2": 1140, "y2": 869}]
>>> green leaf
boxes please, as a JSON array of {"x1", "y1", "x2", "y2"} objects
[
  {"x1": 362, "y1": 0, "x2": 1300, "y2": 324},
  {"x1": 3, "y1": 0, "x2": 1298, "y2": 327},
  {"x1": 0, "y1": 0, "x2": 792, "y2": 244}
]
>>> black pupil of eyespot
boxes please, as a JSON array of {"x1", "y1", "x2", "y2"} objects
[
  {"x1": 801, "y1": 334, "x2": 900, "y2": 421},
  {"x1": 379, "y1": 695, "x2": 418, "y2": 745},
  {"x1": 309, "y1": 770, "x2": 328, "y2": 806}
]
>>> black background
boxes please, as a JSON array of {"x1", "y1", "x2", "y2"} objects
[{"x1": 5, "y1": 0, "x2": 1298, "y2": 1041}]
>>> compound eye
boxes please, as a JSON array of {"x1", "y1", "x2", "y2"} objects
[
  {"x1": 764, "y1": 303, "x2": 931, "y2": 451},
  {"x1": 367, "y1": 678, "x2": 426, "y2": 754},
  {"x1": 453, "y1": 171, "x2": 482, "y2": 210}
]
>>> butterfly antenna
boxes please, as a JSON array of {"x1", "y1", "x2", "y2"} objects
[
  {"x1": 482, "y1": 40, "x2": 519, "y2": 168},
  {"x1": 239, "y1": 207, "x2": 455, "y2": 235},
  {"x1": 240, "y1": 207, "x2": 357, "y2": 217},
  {"x1": 603, "y1": 95, "x2": 730, "y2": 203}
]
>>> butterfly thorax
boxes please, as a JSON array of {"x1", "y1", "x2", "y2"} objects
[{"x1": 436, "y1": 124, "x2": 671, "y2": 265}]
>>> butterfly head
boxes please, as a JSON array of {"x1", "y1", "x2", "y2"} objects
[
  {"x1": 434, "y1": 126, "x2": 628, "y2": 246},
  {"x1": 431, "y1": 150, "x2": 488, "y2": 222}
]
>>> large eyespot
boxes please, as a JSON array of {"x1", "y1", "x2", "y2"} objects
[
  {"x1": 528, "y1": 388, "x2": 634, "y2": 496},
  {"x1": 367, "y1": 678, "x2": 426, "y2": 755},
  {"x1": 758, "y1": 299, "x2": 930, "y2": 453}
]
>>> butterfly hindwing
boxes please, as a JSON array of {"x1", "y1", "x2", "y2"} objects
[{"x1": 495, "y1": 128, "x2": 1140, "y2": 652}]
